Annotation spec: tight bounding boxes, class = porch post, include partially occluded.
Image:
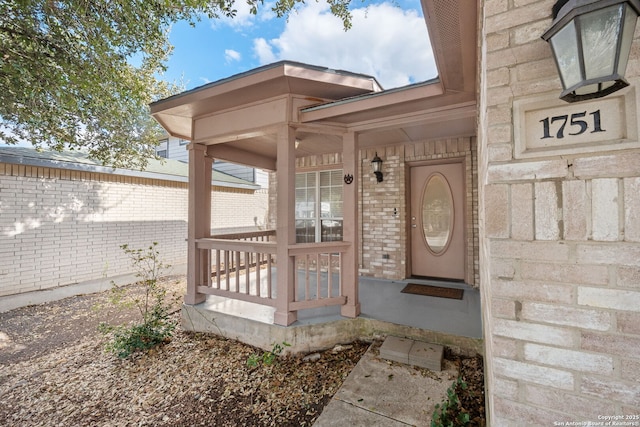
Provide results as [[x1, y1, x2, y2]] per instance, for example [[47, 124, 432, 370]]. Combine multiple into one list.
[[185, 143, 212, 305], [273, 125, 297, 326], [341, 131, 361, 317]]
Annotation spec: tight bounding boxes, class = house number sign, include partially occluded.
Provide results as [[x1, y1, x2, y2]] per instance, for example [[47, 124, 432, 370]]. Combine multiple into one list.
[[539, 110, 605, 140], [514, 91, 637, 159]]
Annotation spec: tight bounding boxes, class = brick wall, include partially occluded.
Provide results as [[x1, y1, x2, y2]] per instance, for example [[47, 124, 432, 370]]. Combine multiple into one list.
[[212, 187, 269, 233], [360, 139, 479, 285], [0, 163, 268, 297], [360, 148, 406, 280], [481, 0, 640, 422]]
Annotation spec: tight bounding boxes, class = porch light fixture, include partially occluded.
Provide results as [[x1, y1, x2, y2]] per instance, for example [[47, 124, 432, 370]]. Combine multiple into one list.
[[542, 0, 640, 103], [371, 152, 383, 183]]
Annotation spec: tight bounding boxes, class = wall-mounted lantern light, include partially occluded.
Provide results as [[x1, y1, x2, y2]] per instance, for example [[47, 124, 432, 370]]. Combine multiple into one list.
[[542, 0, 640, 103], [371, 152, 383, 183]]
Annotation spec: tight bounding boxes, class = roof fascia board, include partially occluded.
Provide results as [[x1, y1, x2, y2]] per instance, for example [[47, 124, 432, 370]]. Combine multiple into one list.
[[299, 80, 444, 123], [350, 100, 477, 133], [150, 61, 381, 115], [282, 62, 382, 92], [150, 63, 288, 114]]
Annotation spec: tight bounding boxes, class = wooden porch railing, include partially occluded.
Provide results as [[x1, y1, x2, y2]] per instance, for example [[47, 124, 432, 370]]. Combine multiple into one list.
[[196, 230, 278, 306], [193, 230, 350, 319], [288, 242, 349, 310]]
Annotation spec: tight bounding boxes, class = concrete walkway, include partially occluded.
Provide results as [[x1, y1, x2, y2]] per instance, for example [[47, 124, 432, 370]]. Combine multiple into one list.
[[314, 339, 459, 427]]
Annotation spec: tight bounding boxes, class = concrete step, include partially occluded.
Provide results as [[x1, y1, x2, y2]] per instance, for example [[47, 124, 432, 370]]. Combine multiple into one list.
[[379, 335, 443, 371]]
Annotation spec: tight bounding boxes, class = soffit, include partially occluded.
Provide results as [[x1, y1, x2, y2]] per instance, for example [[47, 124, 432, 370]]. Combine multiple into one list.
[[422, 0, 478, 94]]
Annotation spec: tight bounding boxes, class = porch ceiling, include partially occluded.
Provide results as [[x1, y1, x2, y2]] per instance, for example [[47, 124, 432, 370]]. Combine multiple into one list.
[[298, 83, 477, 150], [208, 90, 477, 166], [201, 93, 476, 170]]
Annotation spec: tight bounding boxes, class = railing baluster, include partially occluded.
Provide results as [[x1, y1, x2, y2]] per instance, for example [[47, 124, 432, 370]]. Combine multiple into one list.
[[316, 253, 321, 301], [339, 252, 343, 296], [256, 250, 261, 297], [304, 254, 311, 301], [327, 253, 332, 298], [235, 251, 240, 292], [215, 249, 221, 290], [223, 250, 231, 291], [198, 249, 205, 287], [267, 254, 272, 298], [244, 251, 250, 294], [294, 255, 299, 302], [206, 249, 212, 289]]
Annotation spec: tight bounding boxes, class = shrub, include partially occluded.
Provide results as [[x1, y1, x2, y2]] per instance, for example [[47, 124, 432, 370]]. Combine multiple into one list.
[[247, 341, 291, 368], [99, 243, 176, 358], [431, 377, 471, 427]]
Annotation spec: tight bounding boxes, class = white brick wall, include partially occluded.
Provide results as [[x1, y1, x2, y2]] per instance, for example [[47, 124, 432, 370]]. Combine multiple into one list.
[[0, 163, 268, 297]]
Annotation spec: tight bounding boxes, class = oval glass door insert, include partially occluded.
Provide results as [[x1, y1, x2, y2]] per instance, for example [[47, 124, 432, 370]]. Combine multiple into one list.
[[422, 173, 454, 254]]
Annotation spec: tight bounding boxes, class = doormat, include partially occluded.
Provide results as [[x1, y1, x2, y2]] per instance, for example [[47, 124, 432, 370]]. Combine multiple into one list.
[[401, 283, 464, 300]]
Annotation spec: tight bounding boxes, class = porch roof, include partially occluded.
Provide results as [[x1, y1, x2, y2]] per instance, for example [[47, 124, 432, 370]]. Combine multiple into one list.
[[149, 0, 478, 169], [150, 61, 383, 142]]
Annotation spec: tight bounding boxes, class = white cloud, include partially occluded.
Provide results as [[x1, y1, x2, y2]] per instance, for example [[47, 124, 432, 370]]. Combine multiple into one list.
[[253, 38, 277, 64], [225, 49, 242, 62], [258, 1, 277, 22], [252, 1, 436, 88]]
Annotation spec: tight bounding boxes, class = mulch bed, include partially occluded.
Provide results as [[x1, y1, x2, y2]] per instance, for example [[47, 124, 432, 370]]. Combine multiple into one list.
[[0, 277, 485, 426]]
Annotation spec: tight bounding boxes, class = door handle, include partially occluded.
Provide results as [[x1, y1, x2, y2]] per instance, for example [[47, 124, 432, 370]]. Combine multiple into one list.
[[411, 224, 417, 228]]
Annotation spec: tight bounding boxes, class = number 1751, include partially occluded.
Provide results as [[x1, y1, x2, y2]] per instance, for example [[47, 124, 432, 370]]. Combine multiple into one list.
[[540, 110, 605, 139]]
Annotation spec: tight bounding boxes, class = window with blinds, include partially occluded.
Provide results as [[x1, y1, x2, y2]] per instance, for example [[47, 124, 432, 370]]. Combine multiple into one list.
[[295, 169, 343, 243]]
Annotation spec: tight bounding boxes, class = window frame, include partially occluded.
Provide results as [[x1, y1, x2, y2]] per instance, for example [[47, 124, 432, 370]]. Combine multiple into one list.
[[295, 167, 343, 243]]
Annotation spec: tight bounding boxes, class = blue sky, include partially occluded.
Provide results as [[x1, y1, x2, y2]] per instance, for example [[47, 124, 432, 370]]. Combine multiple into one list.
[[161, 0, 437, 91]]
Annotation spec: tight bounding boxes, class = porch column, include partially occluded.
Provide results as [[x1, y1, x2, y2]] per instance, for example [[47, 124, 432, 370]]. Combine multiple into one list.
[[185, 143, 212, 305], [273, 125, 297, 326], [341, 131, 361, 317]]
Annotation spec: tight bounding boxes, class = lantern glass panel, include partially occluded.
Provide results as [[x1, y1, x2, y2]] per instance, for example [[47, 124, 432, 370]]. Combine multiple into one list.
[[618, 5, 639, 75], [551, 20, 582, 89], [575, 80, 617, 96], [580, 5, 622, 80]]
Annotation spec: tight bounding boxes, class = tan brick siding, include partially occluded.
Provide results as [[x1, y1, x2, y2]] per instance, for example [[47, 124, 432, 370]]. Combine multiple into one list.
[[481, 0, 640, 422]]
